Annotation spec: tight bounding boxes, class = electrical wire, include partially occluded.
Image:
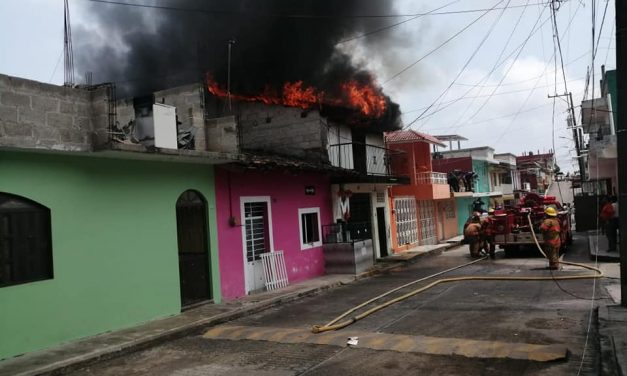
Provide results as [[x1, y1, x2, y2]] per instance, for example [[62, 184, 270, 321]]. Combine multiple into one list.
[[335, 1, 459, 45], [382, 0, 503, 87], [449, 2, 549, 133], [400, 0, 510, 130]]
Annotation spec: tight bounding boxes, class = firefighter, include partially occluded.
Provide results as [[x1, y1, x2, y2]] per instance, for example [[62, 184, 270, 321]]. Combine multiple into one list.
[[464, 213, 483, 257], [539, 207, 561, 270], [481, 208, 496, 259]]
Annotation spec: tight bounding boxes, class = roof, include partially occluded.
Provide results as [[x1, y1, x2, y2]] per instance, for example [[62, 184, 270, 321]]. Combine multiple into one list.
[[516, 153, 553, 163], [432, 134, 468, 141], [438, 146, 495, 154], [385, 130, 446, 147]]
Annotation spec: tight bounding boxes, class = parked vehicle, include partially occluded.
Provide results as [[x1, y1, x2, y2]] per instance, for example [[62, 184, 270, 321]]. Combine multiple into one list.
[[488, 193, 573, 255]]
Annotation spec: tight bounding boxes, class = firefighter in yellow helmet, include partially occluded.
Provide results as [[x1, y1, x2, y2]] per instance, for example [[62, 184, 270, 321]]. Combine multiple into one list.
[[539, 207, 561, 270]]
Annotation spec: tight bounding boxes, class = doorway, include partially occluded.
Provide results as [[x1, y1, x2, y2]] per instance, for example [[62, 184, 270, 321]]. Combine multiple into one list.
[[376, 207, 388, 257], [241, 197, 273, 294], [176, 190, 211, 307]]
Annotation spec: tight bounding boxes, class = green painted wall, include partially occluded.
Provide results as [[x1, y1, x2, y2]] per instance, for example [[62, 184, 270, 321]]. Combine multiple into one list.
[[455, 197, 474, 234], [606, 70, 617, 126], [472, 160, 490, 193], [0, 151, 220, 360]]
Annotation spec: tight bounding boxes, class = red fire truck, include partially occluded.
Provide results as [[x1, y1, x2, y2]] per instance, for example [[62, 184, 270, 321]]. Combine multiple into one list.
[[490, 192, 573, 255]]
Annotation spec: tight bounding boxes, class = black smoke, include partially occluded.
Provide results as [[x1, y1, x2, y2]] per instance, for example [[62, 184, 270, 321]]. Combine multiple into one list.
[[75, 0, 402, 128]]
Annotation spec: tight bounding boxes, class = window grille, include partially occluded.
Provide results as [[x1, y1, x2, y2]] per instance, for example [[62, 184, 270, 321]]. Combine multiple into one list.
[[417, 200, 437, 245], [394, 197, 418, 245], [244, 202, 270, 261]]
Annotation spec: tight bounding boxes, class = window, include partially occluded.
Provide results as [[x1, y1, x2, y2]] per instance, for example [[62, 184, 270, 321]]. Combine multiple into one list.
[[244, 202, 270, 261], [0, 193, 53, 287], [299, 208, 322, 249]]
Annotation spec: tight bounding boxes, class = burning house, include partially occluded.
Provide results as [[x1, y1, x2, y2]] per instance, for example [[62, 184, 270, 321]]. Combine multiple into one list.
[[0, 0, 414, 360]]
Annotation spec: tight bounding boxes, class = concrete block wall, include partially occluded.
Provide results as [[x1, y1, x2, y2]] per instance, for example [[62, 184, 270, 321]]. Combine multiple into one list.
[[155, 84, 207, 150], [237, 102, 325, 159], [0, 74, 100, 151], [206, 116, 238, 153]]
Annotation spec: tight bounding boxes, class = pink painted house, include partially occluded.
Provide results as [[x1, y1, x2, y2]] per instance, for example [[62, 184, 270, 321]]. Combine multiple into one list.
[[215, 166, 332, 299]]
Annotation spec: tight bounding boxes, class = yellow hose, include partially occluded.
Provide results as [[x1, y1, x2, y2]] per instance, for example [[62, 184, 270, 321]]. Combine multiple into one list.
[[311, 214, 603, 334]]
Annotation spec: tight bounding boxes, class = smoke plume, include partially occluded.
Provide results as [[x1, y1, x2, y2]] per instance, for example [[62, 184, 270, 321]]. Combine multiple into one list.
[[75, 0, 402, 127]]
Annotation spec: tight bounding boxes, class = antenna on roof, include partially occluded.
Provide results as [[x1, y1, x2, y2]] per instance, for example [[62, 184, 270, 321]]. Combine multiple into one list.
[[63, 0, 74, 87]]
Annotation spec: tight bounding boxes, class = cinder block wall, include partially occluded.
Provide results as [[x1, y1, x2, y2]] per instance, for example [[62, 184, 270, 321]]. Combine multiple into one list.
[[0, 74, 109, 152], [155, 84, 208, 150], [237, 102, 326, 159]]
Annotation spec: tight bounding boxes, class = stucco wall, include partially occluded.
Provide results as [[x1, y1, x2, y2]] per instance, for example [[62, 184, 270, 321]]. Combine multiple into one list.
[[0, 151, 220, 360], [472, 160, 490, 193], [215, 168, 331, 300]]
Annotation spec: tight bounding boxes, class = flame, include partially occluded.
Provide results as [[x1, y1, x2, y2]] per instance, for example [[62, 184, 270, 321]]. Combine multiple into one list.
[[340, 81, 386, 118], [205, 73, 386, 118]]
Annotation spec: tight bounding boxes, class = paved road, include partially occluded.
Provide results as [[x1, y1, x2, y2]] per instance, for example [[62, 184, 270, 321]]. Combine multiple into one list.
[[71, 236, 612, 376]]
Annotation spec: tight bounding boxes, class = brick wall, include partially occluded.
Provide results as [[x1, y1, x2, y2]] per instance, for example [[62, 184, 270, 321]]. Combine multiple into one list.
[[0, 74, 109, 152]]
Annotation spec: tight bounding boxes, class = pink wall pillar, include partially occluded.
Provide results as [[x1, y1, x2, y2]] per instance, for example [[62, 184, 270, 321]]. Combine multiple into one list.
[[215, 167, 332, 300]]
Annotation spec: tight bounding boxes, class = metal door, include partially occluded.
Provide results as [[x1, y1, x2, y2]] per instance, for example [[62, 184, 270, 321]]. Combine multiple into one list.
[[176, 190, 211, 307], [243, 201, 271, 293]]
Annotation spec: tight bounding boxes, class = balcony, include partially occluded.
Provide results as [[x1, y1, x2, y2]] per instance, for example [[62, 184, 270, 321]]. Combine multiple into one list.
[[328, 143, 408, 182], [416, 172, 447, 185], [390, 171, 451, 200]]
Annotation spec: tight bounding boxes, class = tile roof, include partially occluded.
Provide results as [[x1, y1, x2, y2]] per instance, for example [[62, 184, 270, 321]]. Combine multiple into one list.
[[385, 130, 446, 147]]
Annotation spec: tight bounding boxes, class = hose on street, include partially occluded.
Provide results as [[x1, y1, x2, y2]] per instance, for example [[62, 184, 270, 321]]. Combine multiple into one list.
[[311, 214, 603, 334]]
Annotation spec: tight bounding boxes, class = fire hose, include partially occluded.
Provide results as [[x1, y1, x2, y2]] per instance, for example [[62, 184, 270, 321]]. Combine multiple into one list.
[[311, 214, 603, 334]]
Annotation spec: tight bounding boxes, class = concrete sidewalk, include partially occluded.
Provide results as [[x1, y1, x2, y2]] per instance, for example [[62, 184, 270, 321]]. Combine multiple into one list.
[[587, 230, 621, 262], [588, 231, 626, 375], [0, 240, 463, 376], [377, 236, 463, 263]]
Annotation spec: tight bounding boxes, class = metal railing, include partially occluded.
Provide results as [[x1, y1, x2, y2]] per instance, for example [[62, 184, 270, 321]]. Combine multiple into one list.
[[416, 172, 448, 185], [323, 221, 371, 243], [327, 143, 403, 176]]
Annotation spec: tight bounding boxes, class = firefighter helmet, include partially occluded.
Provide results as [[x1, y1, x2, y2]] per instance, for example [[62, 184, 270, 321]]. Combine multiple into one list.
[[488, 207, 495, 214], [545, 207, 558, 217]]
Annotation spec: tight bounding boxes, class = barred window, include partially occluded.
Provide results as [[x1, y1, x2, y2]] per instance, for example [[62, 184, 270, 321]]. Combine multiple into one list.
[[0, 193, 53, 288]]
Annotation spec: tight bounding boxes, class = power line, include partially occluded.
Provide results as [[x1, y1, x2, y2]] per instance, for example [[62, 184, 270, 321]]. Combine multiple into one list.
[[401, 0, 510, 130], [491, 0, 583, 144], [450, 1, 548, 133], [83, 0, 549, 19], [336, 1, 460, 45], [382, 1, 503, 87]]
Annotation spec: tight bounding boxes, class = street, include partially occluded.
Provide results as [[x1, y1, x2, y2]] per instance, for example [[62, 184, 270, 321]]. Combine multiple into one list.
[[70, 234, 611, 376]]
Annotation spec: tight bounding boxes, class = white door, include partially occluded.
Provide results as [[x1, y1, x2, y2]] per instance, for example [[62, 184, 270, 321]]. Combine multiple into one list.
[[242, 199, 273, 293]]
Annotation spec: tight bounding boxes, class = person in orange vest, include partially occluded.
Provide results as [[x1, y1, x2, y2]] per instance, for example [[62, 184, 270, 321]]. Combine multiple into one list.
[[464, 212, 483, 258], [600, 196, 618, 252], [481, 208, 496, 259], [540, 207, 561, 270]]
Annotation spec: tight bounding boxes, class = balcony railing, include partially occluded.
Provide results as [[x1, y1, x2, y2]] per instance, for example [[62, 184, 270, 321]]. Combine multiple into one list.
[[328, 142, 403, 176], [416, 172, 448, 185]]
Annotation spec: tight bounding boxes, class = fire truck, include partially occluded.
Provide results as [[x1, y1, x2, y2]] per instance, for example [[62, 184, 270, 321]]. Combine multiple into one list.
[[490, 192, 573, 255]]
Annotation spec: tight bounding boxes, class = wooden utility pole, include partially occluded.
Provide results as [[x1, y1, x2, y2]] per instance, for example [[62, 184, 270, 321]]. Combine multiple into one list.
[[615, 0, 626, 306]]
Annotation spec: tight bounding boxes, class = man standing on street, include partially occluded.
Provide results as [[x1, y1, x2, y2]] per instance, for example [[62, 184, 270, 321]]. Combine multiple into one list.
[[540, 207, 562, 270], [600, 196, 619, 252]]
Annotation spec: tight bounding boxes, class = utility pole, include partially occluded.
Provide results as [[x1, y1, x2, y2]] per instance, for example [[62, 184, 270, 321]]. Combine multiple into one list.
[[548, 92, 585, 179], [615, 0, 627, 307], [63, 0, 74, 86], [226, 39, 236, 112]]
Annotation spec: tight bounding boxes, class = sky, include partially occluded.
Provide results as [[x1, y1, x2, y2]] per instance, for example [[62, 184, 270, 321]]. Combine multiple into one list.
[[0, 0, 616, 173]]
